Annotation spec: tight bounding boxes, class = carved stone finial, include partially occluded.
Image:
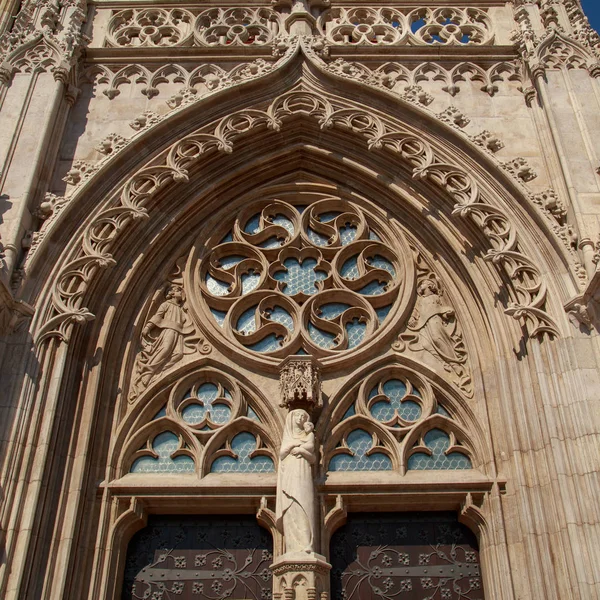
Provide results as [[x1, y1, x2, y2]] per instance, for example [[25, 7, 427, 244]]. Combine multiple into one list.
[[279, 355, 321, 412]]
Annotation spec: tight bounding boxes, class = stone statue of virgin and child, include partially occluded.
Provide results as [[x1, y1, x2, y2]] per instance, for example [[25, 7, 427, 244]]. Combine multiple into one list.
[[276, 408, 317, 555]]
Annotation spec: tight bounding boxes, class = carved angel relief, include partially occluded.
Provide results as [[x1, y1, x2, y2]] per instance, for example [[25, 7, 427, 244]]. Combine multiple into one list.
[[129, 276, 210, 402], [393, 249, 472, 397]]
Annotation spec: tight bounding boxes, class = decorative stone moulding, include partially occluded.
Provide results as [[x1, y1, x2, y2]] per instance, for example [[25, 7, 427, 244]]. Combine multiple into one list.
[[317, 6, 494, 46], [324, 58, 521, 98], [83, 59, 276, 100]]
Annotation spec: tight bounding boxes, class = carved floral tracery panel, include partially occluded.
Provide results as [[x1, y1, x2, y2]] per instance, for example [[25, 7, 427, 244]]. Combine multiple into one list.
[[122, 369, 276, 477], [325, 365, 474, 473], [189, 192, 414, 360]]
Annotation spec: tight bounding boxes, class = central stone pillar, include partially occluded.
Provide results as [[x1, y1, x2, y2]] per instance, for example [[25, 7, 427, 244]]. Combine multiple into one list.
[[272, 356, 331, 600]]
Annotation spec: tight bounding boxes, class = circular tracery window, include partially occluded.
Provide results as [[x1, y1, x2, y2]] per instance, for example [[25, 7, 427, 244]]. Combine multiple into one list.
[[187, 191, 414, 363]]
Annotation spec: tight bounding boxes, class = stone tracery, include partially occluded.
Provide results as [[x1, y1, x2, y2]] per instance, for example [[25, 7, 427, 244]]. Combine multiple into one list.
[[191, 193, 412, 358]]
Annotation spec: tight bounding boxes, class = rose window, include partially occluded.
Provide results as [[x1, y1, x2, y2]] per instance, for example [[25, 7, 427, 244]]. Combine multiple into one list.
[[191, 195, 413, 359]]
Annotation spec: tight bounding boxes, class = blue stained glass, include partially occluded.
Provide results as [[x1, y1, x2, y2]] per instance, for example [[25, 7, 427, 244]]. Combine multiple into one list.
[[320, 303, 350, 320], [367, 255, 396, 277], [437, 405, 451, 417], [376, 305, 392, 324], [308, 323, 337, 349], [211, 432, 275, 473], [247, 406, 261, 421], [273, 258, 327, 296], [241, 271, 260, 294], [308, 228, 330, 247], [271, 214, 294, 236], [328, 429, 392, 472], [130, 432, 195, 474], [341, 404, 356, 420], [260, 237, 285, 249], [210, 308, 227, 327], [244, 214, 261, 234], [369, 230, 381, 241], [370, 379, 422, 423], [181, 383, 232, 425], [318, 211, 341, 222], [221, 231, 233, 243], [219, 255, 244, 270], [340, 256, 359, 280], [236, 307, 256, 335], [408, 429, 472, 470], [248, 334, 283, 353], [266, 306, 294, 331], [346, 319, 366, 349], [153, 406, 167, 420], [295, 348, 308, 355], [340, 225, 357, 245], [358, 280, 387, 296], [206, 274, 230, 296]]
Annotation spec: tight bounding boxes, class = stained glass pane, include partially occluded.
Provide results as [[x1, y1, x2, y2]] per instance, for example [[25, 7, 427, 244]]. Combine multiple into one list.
[[206, 274, 230, 296], [367, 254, 395, 276], [181, 383, 232, 425], [219, 255, 244, 269], [273, 257, 327, 296], [271, 214, 294, 236], [241, 270, 260, 294], [408, 429, 472, 470], [328, 429, 391, 471], [123, 515, 273, 600], [341, 404, 356, 420], [437, 405, 451, 417], [307, 228, 330, 246], [248, 334, 284, 353], [308, 323, 337, 349], [346, 319, 366, 349], [330, 513, 484, 600], [211, 432, 275, 473], [130, 432, 194, 474], [340, 225, 357, 245], [370, 379, 422, 423], [236, 307, 256, 335], [247, 406, 261, 421], [153, 406, 167, 420], [244, 214, 261, 234], [210, 308, 227, 326], [266, 306, 294, 331], [319, 211, 341, 222], [376, 305, 392, 324]]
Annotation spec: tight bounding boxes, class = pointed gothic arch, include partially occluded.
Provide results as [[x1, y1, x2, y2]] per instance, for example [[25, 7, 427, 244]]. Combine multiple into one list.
[[4, 42, 590, 600]]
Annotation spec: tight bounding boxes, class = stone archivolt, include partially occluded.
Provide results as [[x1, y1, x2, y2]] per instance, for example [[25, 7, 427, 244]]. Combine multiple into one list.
[[31, 73, 560, 346]]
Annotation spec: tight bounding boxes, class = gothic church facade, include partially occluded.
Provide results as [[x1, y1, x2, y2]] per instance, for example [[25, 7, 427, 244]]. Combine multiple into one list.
[[0, 0, 599, 598]]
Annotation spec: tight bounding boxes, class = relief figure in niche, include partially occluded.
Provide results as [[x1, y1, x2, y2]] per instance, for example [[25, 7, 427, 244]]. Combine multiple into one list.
[[276, 409, 316, 554], [399, 278, 471, 394], [129, 284, 194, 401]]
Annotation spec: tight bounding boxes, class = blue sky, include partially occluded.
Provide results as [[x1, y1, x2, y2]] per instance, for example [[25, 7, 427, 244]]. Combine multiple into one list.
[[581, 0, 600, 33]]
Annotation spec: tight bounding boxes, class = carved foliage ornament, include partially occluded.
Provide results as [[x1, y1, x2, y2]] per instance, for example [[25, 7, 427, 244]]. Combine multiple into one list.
[[189, 192, 412, 359], [35, 86, 559, 345]]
